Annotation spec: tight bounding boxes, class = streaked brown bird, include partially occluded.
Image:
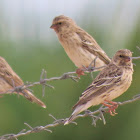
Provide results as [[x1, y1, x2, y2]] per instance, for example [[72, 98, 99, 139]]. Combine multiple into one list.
[[64, 49, 133, 125], [0, 56, 46, 108], [50, 15, 111, 76]]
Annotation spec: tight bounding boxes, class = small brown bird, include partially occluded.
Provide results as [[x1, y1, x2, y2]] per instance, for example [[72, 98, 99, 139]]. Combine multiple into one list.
[[0, 56, 46, 108], [50, 15, 111, 75], [64, 49, 133, 125]]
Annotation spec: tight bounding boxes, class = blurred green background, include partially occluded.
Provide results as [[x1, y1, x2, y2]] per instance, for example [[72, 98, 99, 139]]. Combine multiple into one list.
[[0, 0, 140, 140]]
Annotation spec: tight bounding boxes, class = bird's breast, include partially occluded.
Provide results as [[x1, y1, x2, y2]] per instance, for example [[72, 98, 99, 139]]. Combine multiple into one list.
[[106, 68, 133, 101], [58, 33, 105, 68]]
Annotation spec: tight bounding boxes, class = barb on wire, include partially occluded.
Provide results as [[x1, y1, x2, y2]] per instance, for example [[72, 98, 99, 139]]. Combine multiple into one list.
[[0, 94, 140, 140], [0, 70, 79, 96], [82, 57, 106, 79]]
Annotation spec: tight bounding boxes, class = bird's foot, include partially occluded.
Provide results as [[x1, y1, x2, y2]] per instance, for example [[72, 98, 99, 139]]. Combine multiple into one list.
[[76, 68, 85, 77], [102, 100, 118, 116]]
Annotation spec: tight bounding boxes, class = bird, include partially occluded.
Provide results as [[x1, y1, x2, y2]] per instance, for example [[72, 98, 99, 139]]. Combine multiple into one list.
[[64, 49, 133, 125], [0, 56, 46, 108], [50, 15, 111, 76]]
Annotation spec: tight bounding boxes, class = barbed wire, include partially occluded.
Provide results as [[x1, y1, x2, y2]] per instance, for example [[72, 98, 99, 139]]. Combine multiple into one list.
[[0, 70, 78, 95], [0, 57, 105, 96], [2, 52, 140, 97], [0, 94, 140, 140]]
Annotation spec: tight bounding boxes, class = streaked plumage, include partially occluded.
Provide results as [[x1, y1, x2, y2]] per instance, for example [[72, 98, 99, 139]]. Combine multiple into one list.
[[50, 15, 111, 74], [0, 56, 46, 108], [65, 49, 133, 124]]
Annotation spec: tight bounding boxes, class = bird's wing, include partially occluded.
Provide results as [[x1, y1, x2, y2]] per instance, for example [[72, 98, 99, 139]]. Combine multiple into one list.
[[73, 64, 123, 109], [76, 28, 111, 64], [0, 57, 23, 87]]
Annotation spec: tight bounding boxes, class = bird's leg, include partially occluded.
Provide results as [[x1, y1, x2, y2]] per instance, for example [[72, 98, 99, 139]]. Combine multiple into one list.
[[105, 100, 118, 106], [102, 100, 118, 116], [76, 68, 85, 77]]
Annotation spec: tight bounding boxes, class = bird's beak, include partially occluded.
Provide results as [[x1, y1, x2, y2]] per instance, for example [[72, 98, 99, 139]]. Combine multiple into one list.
[[125, 56, 131, 62], [50, 24, 57, 29]]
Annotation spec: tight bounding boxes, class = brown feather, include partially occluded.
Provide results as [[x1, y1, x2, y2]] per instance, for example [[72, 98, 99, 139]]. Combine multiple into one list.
[[76, 29, 111, 64], [0, 57, 46, 108]]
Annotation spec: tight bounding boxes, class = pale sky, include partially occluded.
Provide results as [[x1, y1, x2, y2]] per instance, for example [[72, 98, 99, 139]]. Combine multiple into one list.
[[0, 0, 139, 49]]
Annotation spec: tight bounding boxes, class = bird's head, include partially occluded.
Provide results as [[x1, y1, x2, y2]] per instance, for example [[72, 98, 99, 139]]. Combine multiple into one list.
[[112, 49, 132, 66], [50, 15, 76, 33]]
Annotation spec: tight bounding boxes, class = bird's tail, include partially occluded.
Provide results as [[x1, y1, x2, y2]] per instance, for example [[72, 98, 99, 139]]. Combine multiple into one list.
[[21, 90, 46, 108], [64, 105, 85, 125]]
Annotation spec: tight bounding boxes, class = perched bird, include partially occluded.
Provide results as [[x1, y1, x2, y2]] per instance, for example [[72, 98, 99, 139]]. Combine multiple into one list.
[[0, 56, 46, 108], [64, 49, 133, 125], [50, 15, 111, 75]]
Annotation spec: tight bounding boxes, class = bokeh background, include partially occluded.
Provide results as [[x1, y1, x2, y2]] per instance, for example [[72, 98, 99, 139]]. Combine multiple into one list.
[[0, 0, 140, 140]]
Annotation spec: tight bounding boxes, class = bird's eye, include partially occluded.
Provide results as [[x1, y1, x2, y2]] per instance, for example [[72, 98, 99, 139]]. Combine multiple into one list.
[[58, 22, 62, 25], [119, 55, 123, 57]]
